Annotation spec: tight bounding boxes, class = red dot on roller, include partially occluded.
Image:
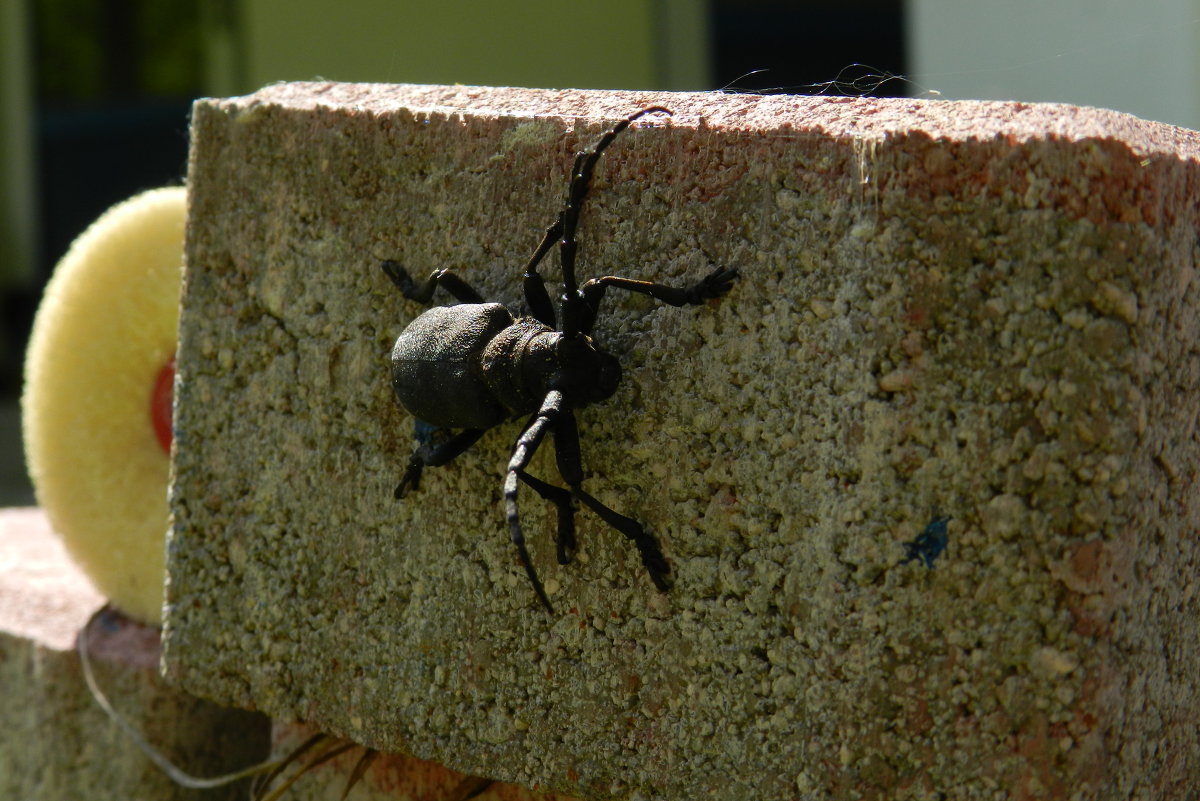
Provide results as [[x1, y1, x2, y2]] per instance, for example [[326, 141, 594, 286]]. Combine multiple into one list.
[[150, 357, 175, 454]]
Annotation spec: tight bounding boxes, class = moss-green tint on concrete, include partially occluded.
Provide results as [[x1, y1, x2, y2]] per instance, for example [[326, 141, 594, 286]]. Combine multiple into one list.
[[164, 83, 1200, 799]]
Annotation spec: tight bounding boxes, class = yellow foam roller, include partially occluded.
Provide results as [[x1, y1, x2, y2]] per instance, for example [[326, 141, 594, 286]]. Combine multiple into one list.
[[23, 187, 185, 625]]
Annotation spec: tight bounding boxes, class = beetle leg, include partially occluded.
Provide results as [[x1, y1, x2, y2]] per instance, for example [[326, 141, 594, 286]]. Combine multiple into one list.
[[394, 427, 486, 499], [552, 407, 671, 591], [517, 470, 577, 565], [504, 390, 565, 613], [521, 217, 561, 328], [573, 487, 671, 591], [381, 261, 484, 305], [577, 266, 740, 335]]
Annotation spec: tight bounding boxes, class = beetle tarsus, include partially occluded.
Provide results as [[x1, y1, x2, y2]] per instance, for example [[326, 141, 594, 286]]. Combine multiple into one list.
[[574, 265, 740, 334], [686, 265, 740, 303], [394, 463, 421, 499], [572, 484, 671, 591]]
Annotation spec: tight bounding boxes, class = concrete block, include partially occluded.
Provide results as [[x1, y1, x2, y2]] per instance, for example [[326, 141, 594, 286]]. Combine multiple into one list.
[[0, 507, 270, 799], [164, 83, 1200, 799]]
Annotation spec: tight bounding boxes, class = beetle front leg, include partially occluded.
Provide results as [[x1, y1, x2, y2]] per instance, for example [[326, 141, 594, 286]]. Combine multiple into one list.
[[577, 266, 739, 335], [394, 427, 486, 499], [382, 261, 485, 305]]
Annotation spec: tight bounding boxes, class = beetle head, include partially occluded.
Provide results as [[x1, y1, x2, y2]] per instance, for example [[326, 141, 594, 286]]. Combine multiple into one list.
[[555, 336, 621, 406]]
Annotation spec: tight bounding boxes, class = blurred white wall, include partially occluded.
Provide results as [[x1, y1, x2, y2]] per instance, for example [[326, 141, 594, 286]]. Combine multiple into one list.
[[908, 0, 1200, 129]]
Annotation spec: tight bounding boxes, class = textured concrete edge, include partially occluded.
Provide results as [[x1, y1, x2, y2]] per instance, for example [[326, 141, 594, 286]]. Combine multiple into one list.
[[164, 84, 1200, 800], [217, 81, 1200, 157]]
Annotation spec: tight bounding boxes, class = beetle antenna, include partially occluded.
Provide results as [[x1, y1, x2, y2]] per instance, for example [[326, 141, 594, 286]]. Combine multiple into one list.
[[559, 106, 671, 337]]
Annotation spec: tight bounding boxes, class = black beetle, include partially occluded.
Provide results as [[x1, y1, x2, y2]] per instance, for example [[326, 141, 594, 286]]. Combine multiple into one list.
[[383, 107, 737, 612]]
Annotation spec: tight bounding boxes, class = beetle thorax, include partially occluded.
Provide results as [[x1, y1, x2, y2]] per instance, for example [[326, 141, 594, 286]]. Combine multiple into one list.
[[480, 319, 621, 415]]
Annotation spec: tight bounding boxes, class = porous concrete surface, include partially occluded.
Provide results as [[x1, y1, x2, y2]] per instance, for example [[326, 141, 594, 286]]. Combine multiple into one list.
[[165, 84, 1200, 799], [0, 507, 270, 799]]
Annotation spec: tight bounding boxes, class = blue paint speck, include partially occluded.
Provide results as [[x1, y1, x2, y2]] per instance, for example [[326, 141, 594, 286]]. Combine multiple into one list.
[[902, 516, 950, 568], [414, 419, 438, 444]]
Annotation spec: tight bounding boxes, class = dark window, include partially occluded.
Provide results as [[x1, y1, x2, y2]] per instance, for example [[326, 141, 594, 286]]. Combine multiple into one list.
[[712, 0, 907, 96], [33, 0, 203, 282]]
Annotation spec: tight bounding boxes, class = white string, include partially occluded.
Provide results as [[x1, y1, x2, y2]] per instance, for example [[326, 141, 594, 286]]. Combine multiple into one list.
[[77, 605, 281, 790]]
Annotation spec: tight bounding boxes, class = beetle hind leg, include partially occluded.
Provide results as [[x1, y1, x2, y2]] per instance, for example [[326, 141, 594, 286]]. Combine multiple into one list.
[[520, 217, 561, 328], [557, 107, 671, 303], [552, 407, 671, 591], [518, 470, 577, 564], [504, 391, 568, 613], [394, 426, 486, 499], [570, 487, 671, 590]]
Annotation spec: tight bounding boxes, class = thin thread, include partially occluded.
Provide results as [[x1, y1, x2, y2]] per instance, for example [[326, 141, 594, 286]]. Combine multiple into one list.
[[77, 604, 280, 790]]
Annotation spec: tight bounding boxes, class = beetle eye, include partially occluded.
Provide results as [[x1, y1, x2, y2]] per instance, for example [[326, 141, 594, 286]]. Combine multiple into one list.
[[592, 351, 621, 402]]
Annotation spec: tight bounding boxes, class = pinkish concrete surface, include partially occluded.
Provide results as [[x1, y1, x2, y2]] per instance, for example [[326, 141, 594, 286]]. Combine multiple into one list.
[[0, 507, 103, 650], [0, 507, 269, 799]]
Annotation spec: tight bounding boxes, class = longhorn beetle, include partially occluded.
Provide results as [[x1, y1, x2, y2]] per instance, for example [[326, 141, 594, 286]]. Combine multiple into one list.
[[383, 107, 737, 612]]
